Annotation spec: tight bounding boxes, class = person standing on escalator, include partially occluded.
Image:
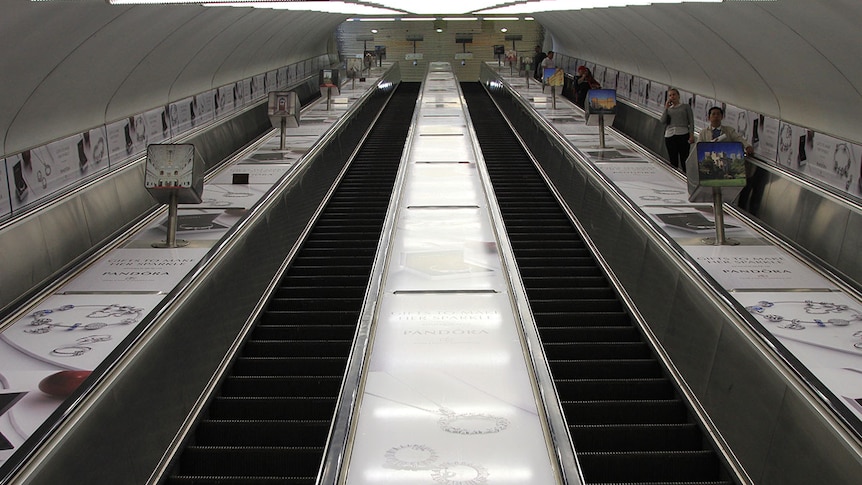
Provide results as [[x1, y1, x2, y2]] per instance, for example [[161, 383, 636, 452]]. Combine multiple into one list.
[[660, 88, 695, 172]]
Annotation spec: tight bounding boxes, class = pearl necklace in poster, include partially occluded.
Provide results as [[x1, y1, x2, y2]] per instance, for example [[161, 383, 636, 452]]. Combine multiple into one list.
[[746, 299, 862, 354], [382, 443, 489, 485]]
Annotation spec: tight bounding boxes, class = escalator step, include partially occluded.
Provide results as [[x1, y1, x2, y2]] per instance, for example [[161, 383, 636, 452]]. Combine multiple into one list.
[[195, 419, 331, 446], [532, 311, 631, 327], [548, 359, 661, 379], [221, 376, 343, 396], [570, 423, 704, 451], [208, 397, 336, 420], [176, 446, 323, 476], [241, 340, 352, 357], [576, 450, 720, 483], [251, 324, 356, 340], [562, 399, 687, 424], [262, 310, 361, 325], [543, 341, 652, 359], [554, 378, 674, 400], [231, 357, 347, 376]]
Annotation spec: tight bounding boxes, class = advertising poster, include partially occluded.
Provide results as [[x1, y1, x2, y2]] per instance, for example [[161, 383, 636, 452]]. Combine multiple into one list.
[[7, 134, 97, 211], [250, 74, 265, 101], [0, 159, 11, 218], [603, 68, 618, 91], [233, 80, 245, 109], [216, 84, 234, 117], [694, 97, 717, 130], [695, 142, 747, 187], [753, 113, 780, 164], [242, 77, 253, 102], [735, 291, 862, 422], [207, 163, 294, 185], [278, 67, 288, 90], [616, 72, 632, 100], [59, 248, 209, 293], [723, 104, 751, 144], [685, 245, 834, 290], [41, 133, 96, 185], [140, 107, 170, 147], [586, 89, 617, 115], [776, 121, 812, 170], [797, 132, 860, 194], [545, 68, 563, 86], [131, 208, 246, 246], [642, 205, 754, 241], [78, 127, 109, 175], [635, 77, 650, 106], [347, 58, 363, 79], [106, 115, 148, 165], [647, 81, 667, 112], [593, 65, 606, 85], [266, 70, 277, 94], [168, 96, 195, 137], [678, 89, 695, 110], [289, 63, 298, 85], [0, 293, 165, 464], [194, 90, 216, 127]]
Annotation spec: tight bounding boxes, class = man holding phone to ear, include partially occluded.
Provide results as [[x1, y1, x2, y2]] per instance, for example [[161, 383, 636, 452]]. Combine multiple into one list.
[[698, 106, 754, 156]]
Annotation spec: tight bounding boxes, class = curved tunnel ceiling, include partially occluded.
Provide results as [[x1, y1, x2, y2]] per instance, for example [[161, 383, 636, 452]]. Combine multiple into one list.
[[0, 2, 346, 156], [2, 0, 860, 157], [537, 0, 862, 143]]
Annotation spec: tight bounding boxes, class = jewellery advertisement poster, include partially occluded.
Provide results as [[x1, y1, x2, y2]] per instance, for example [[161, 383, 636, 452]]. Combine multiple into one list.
[[0, 293, 165, 461], [4, 130, 110, 212], [685, 245, 835, 291], [736, 291, 862, 422]]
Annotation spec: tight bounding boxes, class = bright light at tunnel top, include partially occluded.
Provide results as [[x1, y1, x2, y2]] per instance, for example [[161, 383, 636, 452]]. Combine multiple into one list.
[[106, 1, 725, 16]]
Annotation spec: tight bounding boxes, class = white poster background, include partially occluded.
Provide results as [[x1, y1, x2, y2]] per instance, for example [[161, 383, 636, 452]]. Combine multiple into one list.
[[694, 97, 717, 130], [620, 72, 633, 100], [686, 245, 835, 291], [278, 66, 288, 89], [194, 89, 216, 127], [799, 132, 859, 194], [241, 78, 253, 104], [59, 247, 210, 293], [216, 84, 234, 116], [647, 81, 667, 112], [753, 113, 780, 163], [266, 70, 277, 94], [724, 104, 751, 143], [0, 293, 165, 463], [735, 291, 862, 422], [775, 121, 801, 169], [169, 96, 195, 136], [603, 67, 618, 91]]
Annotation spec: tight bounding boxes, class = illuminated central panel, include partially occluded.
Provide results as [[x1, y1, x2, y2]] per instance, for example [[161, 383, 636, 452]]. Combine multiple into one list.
[[343, 63, 559, 484]]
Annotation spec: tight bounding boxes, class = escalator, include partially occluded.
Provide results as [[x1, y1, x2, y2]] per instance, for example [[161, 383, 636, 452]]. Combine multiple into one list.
[[462, 83, 735, 485], [165, 82, 420, 484]]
